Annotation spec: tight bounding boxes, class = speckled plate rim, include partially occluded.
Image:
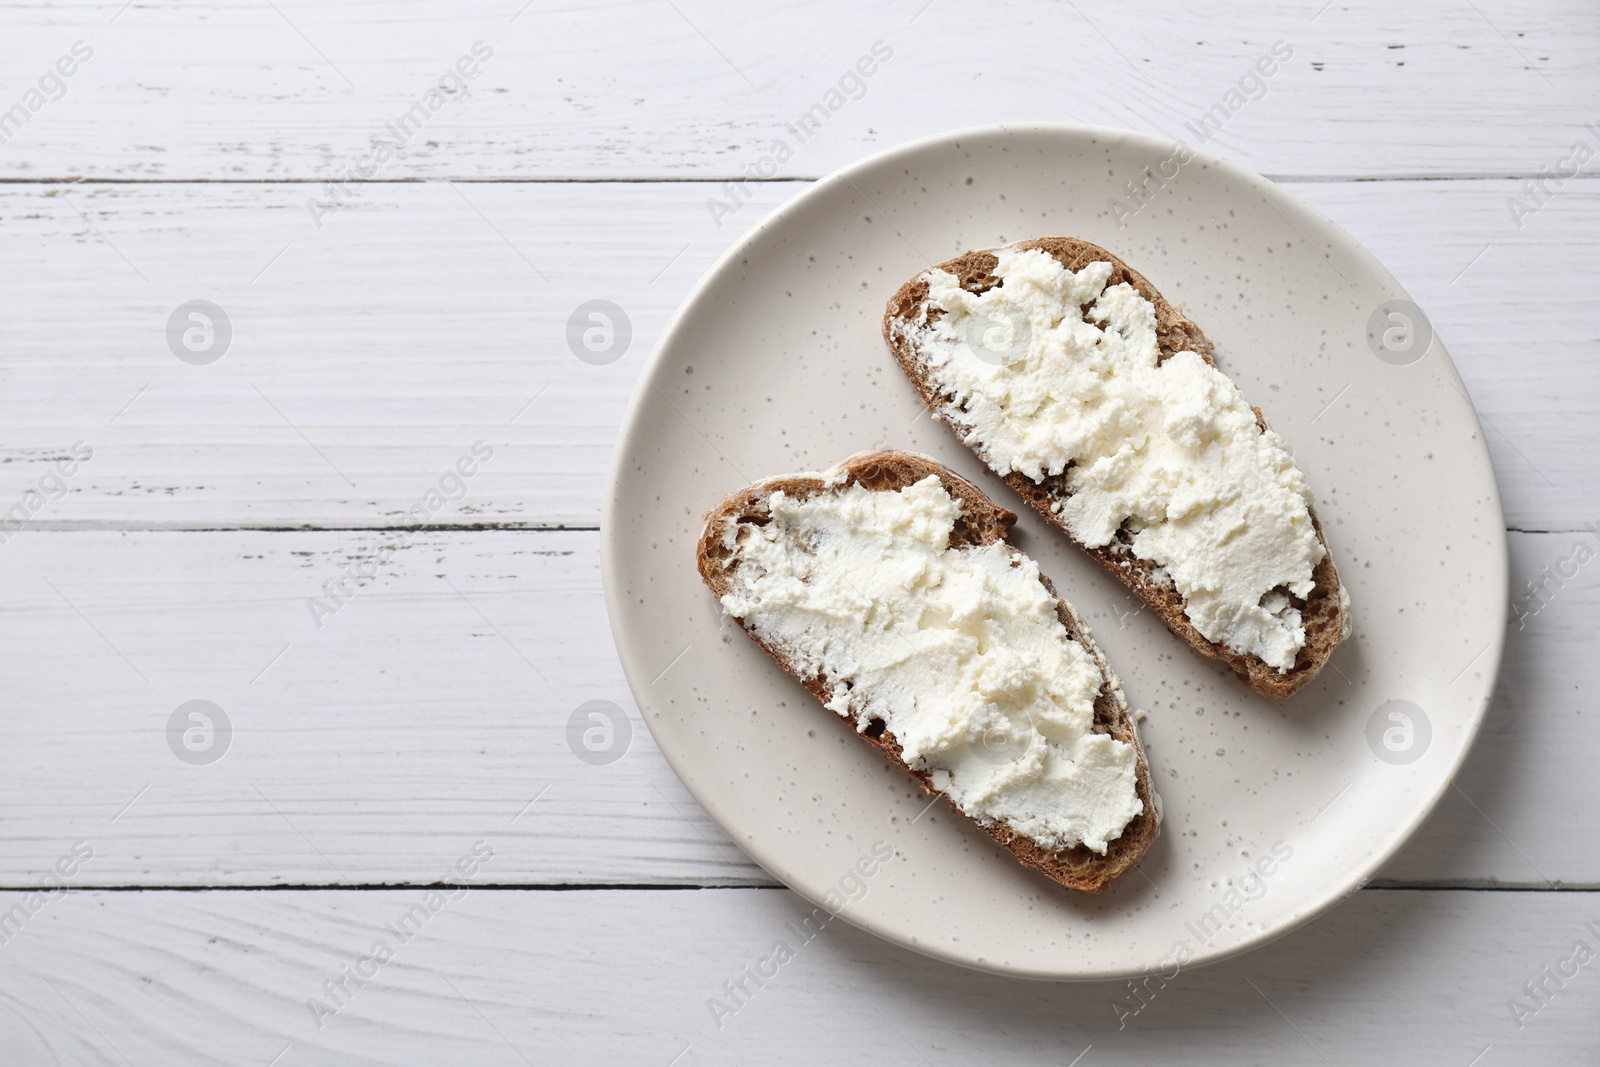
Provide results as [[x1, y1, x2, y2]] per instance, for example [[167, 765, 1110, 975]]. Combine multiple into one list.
[[601, 122, 1507, 980]]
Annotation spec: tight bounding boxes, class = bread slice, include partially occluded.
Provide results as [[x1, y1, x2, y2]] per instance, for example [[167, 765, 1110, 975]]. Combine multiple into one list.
[[883, 237, 1350, 699], [696, 449, 1158, 893]]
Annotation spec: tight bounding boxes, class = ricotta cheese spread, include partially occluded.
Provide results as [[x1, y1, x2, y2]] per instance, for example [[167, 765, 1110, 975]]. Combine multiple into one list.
[[908, 247, 1325, 672], [719, 474, 1142, 855]]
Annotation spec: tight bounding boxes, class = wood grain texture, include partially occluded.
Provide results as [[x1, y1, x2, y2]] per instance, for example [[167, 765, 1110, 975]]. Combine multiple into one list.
[[0, 0, 1594, 1051], [0, 179, 792, 530], [0, 0, 1595, 181], [0, 887, 1594, 1064], [0, 527, 750, 889], [0, 179, 1593, 529], [0, 526, 1591, 888]]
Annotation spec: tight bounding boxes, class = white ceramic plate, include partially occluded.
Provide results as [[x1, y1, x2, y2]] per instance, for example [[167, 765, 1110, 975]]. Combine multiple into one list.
[[602, 124, 1506, 980]]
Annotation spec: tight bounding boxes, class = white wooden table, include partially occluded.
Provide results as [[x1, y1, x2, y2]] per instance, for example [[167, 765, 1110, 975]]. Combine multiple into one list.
[[0, 1, 1595, 1062]]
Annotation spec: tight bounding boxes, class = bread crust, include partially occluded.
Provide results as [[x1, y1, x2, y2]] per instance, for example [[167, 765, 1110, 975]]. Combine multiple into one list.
[[696, 449, 1158, 894], [882, 237, 1349, 699]]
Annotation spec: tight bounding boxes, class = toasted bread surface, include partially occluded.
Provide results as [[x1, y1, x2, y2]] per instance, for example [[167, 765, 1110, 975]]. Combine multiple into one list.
[[696, 449, 1158, 893], [882, 238, 1348, 698]]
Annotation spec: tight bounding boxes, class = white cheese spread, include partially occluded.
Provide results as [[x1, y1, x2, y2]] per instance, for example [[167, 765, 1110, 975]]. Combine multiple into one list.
[[907, 247, 1325, 672], [719, 474, 1142, 855]]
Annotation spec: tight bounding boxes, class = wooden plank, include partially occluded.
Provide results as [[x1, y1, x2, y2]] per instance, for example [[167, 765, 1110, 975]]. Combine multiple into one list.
[[0, 886, 1593, 1063], [0, 179, 1594, 529], [0, 527, 754, 888], [0, 179, 794, 530], [1, 1, 1595, 180], [0, 526, 1591, 888]]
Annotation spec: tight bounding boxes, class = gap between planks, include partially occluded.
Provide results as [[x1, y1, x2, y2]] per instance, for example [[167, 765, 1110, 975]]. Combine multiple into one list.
[[0, 522, 600, 533], [3, 174, 1600, 185], [5, 523, 1594, 535], [0, 883, 1594, 893]]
